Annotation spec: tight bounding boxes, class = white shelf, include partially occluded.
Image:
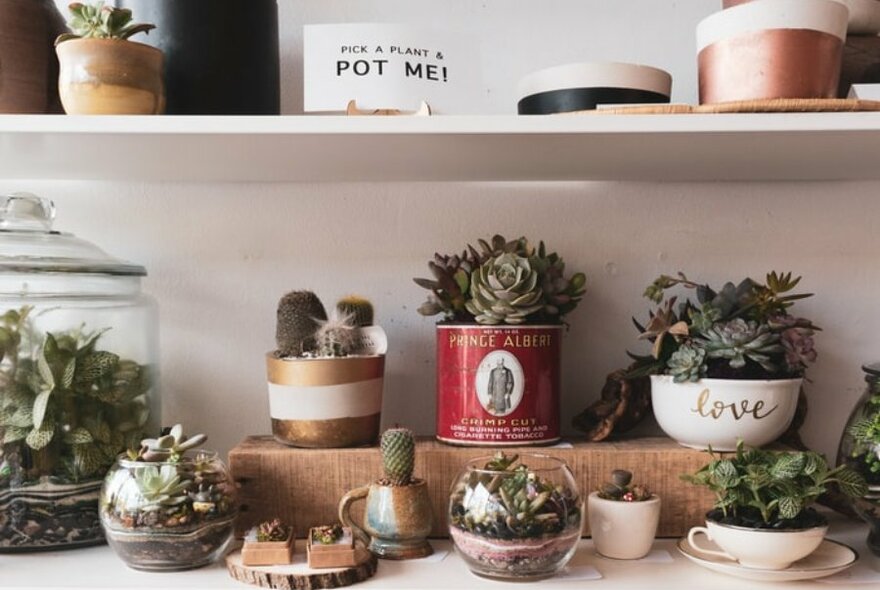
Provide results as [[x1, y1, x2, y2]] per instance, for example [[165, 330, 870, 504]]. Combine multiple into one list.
[[0, 511, 876, 589], [1, 113, 880, 182]]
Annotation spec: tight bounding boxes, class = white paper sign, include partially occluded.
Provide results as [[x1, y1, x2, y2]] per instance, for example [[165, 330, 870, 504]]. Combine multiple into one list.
[[303, 23, 480, 113]]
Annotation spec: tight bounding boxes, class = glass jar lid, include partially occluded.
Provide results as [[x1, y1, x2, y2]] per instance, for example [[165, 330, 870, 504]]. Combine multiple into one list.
[[864, 363, 880, 378], [0, 193, 146, 277]]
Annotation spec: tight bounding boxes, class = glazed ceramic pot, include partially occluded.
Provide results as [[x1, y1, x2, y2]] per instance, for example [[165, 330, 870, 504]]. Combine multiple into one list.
[[517, 62, 672, 114], [650, 375, 801, 451], [56, 38, 165, 114], [338, 480, 433, 559], [588, 492, 661, 560], [266, 354, 384, 448], [0, 0, 66, 113], [687, 520, 827, 570], [117, 0, 279, 114], [697, 0, 849, 104]]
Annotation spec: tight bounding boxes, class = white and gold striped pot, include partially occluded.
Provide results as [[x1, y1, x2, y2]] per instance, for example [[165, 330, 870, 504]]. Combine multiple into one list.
[[266, 353, 384, 448]]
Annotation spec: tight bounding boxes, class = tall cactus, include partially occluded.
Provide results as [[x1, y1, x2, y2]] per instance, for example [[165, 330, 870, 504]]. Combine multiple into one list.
[[380, 428, 415, 486], [336, 295, 374, 327], [276, 290, 327, 357]]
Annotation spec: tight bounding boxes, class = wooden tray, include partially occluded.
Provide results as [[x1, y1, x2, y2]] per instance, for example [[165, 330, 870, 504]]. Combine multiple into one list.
[[227, 541, 377, 589], [584, 98, 880, 115]]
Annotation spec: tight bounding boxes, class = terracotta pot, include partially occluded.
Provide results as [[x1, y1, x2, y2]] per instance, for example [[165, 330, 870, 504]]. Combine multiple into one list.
[[266, 353, 384, 448], [650, 375, 802, 451], [0, 0, 65, 113], [588, 492, 661, 560], [338, 480, 433, 560], [56, 38, 165, 115], [698, 0, 848, 104]]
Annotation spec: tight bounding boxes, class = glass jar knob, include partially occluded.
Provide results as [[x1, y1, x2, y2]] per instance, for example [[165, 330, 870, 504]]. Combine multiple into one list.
[[0, 193, 56, 232]]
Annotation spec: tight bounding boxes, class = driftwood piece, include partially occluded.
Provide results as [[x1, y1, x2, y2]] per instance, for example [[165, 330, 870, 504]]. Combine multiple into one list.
[[571, 368, 651, 441], [226, 544, 377, 589]]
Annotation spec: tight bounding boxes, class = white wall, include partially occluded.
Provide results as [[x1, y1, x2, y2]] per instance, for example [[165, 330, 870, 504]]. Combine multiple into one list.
[[23, 1, 879, 461]]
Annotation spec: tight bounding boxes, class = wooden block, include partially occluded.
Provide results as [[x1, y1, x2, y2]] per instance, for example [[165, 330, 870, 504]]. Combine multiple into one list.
[[241, 532, 295, 566], [229, 436, 721, 539]]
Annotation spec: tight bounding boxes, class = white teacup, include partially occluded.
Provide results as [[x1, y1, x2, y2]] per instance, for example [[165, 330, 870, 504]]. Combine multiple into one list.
[[687, 520, 828, 570]]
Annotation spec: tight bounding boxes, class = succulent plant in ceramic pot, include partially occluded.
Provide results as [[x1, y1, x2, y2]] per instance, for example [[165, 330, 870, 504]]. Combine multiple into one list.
[[267, 291, 387, 448], [100, 424, 236, 571], [338, 427, 433, 560], [55, 2, 164, 114], [588, 469, 660, 559], [628, 271, 819, 450], [414, 235, 586, 446]]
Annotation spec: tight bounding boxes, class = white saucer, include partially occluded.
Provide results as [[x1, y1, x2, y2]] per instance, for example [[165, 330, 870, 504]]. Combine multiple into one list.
[[676, 537, 858, 582]]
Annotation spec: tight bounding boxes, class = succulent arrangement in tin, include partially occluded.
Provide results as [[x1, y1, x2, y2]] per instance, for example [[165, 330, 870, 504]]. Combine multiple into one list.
[[597, 469, 652, 502], [683, 441, 865, 529], [312, 523, 344, 545], [255, 518, 291, 543], [414, 234, 586, 325], [628, 271, 818, 381], [100, 424, 236, 571], [448, 452, 582, 579], [0, 306, 153, 550]]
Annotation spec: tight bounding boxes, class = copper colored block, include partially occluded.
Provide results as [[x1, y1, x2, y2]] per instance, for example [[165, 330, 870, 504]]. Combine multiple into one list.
[[241, 533, 295, 566], [699, 29, 843, 104], [271, 415, 380, 448]]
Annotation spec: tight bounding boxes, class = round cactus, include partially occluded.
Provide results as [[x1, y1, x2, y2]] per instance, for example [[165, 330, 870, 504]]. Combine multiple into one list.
[[380, 428, 415, 486], [336, 295, 374, 327], [276, 290, 327, 357]]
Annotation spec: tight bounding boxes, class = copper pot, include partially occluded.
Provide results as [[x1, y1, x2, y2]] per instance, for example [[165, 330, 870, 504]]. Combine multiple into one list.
[[697, 0, 848, 104], [56, 38, 165, 114]]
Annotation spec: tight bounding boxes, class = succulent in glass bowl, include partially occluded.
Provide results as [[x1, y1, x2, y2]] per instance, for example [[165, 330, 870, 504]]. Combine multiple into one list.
[[448, 452, 582, 580], [99, 424, 236, 571]]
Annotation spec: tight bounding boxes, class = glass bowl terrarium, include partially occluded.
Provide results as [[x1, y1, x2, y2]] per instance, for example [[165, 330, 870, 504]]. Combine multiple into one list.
[[448, 452, 583, 580], [837, 363, 880, 556], [0, 194, 159, 551], [100, 425, 236, 571]]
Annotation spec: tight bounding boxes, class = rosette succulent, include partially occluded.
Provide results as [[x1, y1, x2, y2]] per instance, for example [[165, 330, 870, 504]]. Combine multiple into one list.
[[415, 234, 585, 325], [627, 272, 818, 381], [465, 253, 544, 325]]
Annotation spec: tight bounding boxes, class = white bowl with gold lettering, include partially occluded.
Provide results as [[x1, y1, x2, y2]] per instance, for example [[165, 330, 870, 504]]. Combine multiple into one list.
[[650, 376, 802, 451], [266, 353, 384, 448]]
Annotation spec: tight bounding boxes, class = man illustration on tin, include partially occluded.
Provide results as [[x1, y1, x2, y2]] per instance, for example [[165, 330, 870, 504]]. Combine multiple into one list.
[[487, 358, 514, 414]]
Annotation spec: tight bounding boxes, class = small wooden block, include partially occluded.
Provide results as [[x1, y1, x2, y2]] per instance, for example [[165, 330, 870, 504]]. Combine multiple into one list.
[[308, 527, 358, 569], [227, 542, 377, 589], [241, 532, 295, 566]]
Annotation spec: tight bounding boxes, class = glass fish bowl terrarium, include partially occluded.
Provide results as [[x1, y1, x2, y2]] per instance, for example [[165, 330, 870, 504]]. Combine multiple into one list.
[[448, 452, 583, 580], [0, 193, 159, 551]]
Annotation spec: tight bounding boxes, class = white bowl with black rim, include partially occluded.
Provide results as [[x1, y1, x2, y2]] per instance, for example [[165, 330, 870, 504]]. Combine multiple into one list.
[[517, 62, 672, 114]]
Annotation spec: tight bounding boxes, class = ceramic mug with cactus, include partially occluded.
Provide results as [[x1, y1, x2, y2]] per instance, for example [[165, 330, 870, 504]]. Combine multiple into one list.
[[267, 291, 387, 448], [627, 272, 818, 451], [338, 428, 433, 559]]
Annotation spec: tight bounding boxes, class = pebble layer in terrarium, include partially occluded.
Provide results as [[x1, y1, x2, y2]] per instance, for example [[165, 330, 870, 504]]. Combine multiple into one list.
[[0, 194, 159, 551]]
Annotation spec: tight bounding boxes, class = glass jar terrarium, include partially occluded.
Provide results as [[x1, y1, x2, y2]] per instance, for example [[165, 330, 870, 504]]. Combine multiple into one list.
[[448, 453, 583, 580], [100, 431, 236, 571], [0, 194, 159, 551], [837, 363, 880, 556]]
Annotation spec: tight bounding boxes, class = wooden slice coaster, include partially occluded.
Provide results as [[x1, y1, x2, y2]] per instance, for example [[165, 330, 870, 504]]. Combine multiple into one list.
[[227, 542, 378, 589]]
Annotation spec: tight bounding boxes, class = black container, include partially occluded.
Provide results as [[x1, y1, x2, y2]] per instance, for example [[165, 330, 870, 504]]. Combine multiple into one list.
[[116, 0, 280, 115]]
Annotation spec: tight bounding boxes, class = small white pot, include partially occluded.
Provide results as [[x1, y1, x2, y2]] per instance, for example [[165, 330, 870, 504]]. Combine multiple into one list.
[[588, 492, 661, 560], [687, 520, 828, 570], [650, 375, 801, 451]]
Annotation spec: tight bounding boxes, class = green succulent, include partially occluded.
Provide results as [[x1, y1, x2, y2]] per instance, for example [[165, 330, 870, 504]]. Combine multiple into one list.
[[275, 290, 327, 357], [380, 427, 415, 486], [134, 464, 191, 512], [465, 253, 543, 325], [132, 424, 207, 463], [698, 319, 784, 372], [598, 469, 652, 502], [314, 314, 357, 358], [56, 2, 155, 45], [667, 344, 707, 383], [336, 296, 374, 328], [528, 243, 586, 319]]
